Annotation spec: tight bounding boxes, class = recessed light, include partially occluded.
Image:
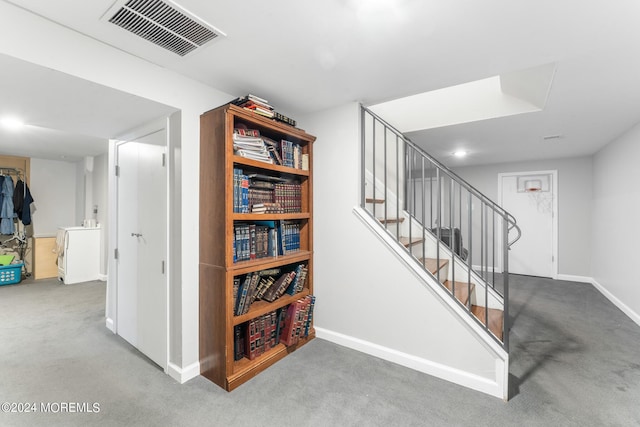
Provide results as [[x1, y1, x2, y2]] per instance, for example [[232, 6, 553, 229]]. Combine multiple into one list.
[[0, 116, 25, 130], [453, 150, 467, 158]]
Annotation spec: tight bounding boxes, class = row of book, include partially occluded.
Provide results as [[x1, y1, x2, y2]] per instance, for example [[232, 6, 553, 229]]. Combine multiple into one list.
[[234, 170, 302, 214], [231, 94, 297, 127], [233, 220, 301, 262], [234, 294, 315, 361], [233, 264, 309, 316]]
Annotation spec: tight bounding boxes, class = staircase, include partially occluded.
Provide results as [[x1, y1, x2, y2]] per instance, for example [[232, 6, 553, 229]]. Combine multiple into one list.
[[360, 105, 520, 351]]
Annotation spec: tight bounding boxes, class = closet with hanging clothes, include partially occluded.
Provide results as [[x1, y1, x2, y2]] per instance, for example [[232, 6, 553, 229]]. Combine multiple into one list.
[[0, 166, 34, 284]]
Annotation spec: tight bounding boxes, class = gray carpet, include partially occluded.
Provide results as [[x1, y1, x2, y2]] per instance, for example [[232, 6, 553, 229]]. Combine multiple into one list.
[[0, 275, 639, 426]]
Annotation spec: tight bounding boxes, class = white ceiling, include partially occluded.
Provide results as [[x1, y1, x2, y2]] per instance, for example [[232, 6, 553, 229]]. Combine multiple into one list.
[[0, 53, 177, 162], [2, 0, 640, 165]]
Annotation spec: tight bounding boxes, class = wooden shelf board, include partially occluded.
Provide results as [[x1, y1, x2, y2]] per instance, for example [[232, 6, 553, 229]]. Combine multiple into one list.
[[232, 155, 310, 177], [232, 212, 310, 221], [229, 251, 312, 274], [233, 289, 310, 326], [228, 332, 315, 391]]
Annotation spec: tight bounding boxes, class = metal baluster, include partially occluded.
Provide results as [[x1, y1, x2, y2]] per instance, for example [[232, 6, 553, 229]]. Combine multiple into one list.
[[372, 118, 376, 219], [484, 204, 489, 330], [408, 147, 414, 252], [436, 169, 441, 283], [384, 127, 388, 234], [450, 176, 455, 296], [481, 202, 485, 282], [492, 209, 496, 291], [468, 192, 473, 309], [396, 136, 400, 240], [361, 107, 366, 208], [503, 218, 510, 351], [421, 157, 426, 269]]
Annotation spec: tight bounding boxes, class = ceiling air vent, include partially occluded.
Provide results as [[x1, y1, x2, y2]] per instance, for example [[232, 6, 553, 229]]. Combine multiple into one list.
[[106, 0, 224, 57]]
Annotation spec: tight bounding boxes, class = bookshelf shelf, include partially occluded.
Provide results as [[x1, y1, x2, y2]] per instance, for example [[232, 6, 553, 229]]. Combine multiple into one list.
[[233, 289, 310, 326], [199, 102, 316, 391], [232, 213, 311, 221], [229, 251, 312, 274], [232, 155, 310, 177]]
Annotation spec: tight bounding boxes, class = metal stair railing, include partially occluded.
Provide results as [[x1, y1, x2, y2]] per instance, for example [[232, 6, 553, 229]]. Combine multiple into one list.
[[360, 105, 521, 352]]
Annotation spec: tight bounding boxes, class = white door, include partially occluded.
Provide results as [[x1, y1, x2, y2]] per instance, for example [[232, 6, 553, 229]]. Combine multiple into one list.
[[500, 171, 556, 278], [116, 131, 167, 369]]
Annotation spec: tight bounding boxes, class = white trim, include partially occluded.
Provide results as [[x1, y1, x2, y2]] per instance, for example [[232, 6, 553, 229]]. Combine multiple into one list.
[[556, 274, 591, 283], [167, 361, 200, 384], [498, 170, 558, 279], [316, 327, 507, 400], [98, 273, 108, 282], [105, 317, 115, 333], [591, 278, 640, 327]]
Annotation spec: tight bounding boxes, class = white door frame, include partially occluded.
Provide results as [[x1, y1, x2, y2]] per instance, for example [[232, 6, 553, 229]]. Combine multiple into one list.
[[106, 118, 171, 373], [497, 170, 558, 279]]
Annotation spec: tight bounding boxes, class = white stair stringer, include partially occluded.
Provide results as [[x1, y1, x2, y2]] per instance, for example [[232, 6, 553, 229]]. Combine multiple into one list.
[[353, 206, 509, 400]]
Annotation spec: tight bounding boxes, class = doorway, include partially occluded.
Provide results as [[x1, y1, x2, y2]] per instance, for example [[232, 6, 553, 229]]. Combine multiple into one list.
[[499, 170, 557, 278], [115, 129, 168, 369]]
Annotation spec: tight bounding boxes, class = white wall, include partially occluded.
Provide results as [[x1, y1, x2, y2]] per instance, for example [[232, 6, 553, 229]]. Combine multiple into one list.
[[92, 154, 108, 276], [591, 124, 640, 325], [75, 160, 85, 227], [453, 156, 593, 277], [0, 2, 233, 381], [30, 158, 77, 236], [300, 103, 507, 398]]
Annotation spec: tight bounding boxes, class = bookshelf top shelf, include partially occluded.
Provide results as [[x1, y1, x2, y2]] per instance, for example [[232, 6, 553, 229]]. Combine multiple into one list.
[[225, 104, 316, 143]]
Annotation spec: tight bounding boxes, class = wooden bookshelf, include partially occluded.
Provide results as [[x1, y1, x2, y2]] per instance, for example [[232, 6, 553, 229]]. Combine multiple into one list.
[[199, 103, 316, 391]]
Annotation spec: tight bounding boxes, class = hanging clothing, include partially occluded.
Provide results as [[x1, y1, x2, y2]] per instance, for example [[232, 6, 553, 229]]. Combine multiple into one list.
[[13, 179, 34, 226], [1, 175, 15, 235]]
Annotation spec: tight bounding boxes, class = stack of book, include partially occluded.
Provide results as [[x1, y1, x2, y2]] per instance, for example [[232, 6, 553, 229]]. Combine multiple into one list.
[[232, 94, 275, 118], [251, 203, 281, 214], [234, 294, 316, 361], [233, 128, 272, 163], [231, 94, 297, 127]]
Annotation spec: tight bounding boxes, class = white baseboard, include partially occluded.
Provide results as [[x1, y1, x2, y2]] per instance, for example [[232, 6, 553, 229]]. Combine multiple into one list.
[[105, 317, 115, 333], [590, 278, 640, 328], [315, 327, 506, 400], [556, 274, 591, 283], [98, 273, 108, 282], [168, 361, 200, 384]]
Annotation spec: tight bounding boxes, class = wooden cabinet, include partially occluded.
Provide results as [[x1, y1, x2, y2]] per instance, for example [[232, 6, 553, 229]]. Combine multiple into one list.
[[199, 103, 315, 391]]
